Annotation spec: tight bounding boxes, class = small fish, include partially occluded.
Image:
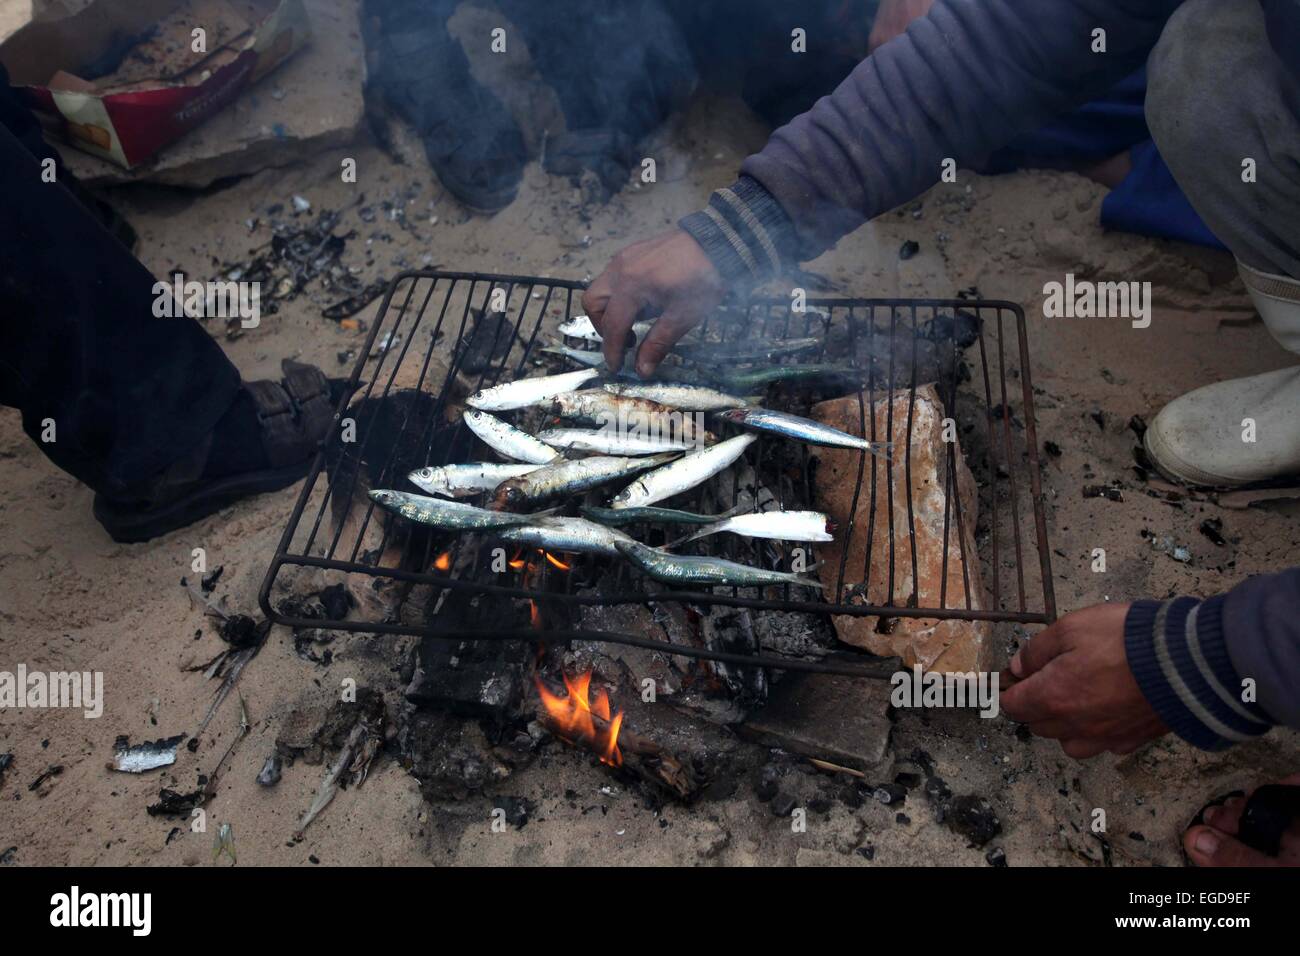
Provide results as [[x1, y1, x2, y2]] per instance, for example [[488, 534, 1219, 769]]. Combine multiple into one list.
[[672, 509, 834, 547], [467, 368, 600, 411], [539, 344, 607, 367], [616, 541, 824, 590], [110, 734, 185, 774], [552, 390, 710, 442], [675, 337, 821, 363], [464, 409, 562, 464], [603, 381, 752, 412], [536, 427, 692, 456], [580, 504, 742, 527], [369, 490, 550, 530], [492, 452, 679, 509], [409, 462, 542, 498], [719, 407, 892, 457], [558, 314, 651, 343], [712, 364, 864, 391], [611, 433, 756, 509], [496, 516, 638, 556]]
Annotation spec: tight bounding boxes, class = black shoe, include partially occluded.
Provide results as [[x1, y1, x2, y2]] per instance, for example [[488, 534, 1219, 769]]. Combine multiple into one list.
[[365, 3, 526, 212], [93, 360, 346, 543]]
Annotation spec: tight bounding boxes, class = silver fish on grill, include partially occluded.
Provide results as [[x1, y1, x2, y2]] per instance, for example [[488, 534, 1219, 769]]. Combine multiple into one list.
[[580, 504, 743, 527], [671, 509, 834, 547], [551, 389, 710, 442], [464, 409, 562, 464], [718, 407, 892, 457], [603, 381, 753, 412], [491, 452, 680, 509], [558, 314, 651, 343], [466, 368, 599, 411], [368, 490, 550, 530], [616, 540, 824, 590], [610, 433, 756, 508], [408, 462, 542, 498], [496, 516, 637, 556], [536, 427, 692, 456]]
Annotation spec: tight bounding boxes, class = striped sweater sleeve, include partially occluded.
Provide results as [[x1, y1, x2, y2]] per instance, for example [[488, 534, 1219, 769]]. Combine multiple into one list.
[[680, 0, 1181, 283], [1125, 567, 1300, 750]]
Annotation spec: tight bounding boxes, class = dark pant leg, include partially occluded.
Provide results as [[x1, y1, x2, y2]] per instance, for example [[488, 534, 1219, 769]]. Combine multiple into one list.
[[0, 81, 241, 495]]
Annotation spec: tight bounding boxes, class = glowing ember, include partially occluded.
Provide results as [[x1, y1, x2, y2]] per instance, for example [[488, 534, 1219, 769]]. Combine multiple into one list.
[[542, 551, 570, 571], [529, 600, 542, 629], [535, 671, 623, 767], [433, 551, 452, 572]]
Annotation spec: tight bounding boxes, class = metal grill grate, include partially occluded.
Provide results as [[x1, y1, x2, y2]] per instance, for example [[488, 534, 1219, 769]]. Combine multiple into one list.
[[259, 271, 1055, 677]]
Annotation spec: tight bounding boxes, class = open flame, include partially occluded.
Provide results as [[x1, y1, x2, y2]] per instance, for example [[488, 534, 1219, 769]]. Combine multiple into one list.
[[543, 551, 570, 571], [535, 671, 623, 767], [433, 551, 452, 572]]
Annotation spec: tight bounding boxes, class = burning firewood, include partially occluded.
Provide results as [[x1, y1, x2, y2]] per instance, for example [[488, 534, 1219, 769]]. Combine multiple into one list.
[[534, 672, 698, 802]]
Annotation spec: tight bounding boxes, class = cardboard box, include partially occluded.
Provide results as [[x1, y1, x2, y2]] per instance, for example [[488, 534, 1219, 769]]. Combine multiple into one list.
[[0, 0, 310, 168]]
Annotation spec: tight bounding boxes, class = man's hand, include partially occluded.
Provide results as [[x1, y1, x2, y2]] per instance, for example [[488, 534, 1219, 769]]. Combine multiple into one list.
[[582, 229, 726, 377], [1000, 602, 1169, 759], [868, 0, 935, 52]]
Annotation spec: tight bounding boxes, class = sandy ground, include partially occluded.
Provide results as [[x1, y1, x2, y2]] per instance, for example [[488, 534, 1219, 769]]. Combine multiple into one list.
[[3, 7, 1300, 869]]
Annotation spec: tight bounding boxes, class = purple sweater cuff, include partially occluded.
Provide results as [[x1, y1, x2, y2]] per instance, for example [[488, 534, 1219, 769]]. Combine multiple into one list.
[[1125, 595, 1274, 751], [678, 176, 801, 284]]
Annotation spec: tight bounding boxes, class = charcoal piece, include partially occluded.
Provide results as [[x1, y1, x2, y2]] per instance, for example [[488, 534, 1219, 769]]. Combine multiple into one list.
[[856, 844, 875, 860], [220, 614, 269, 648], [319, 584, 353, 620], [808, 795, 833, 814], [147, 788, 205, 816], [894, 771, 922, 789], [457, 310, 517, 375], [896, 812, 912, 825], [1199, 518, 1227, 547], [770, 792, 798, 817], [257, 755, 283, 788], [1044, 440, 1062, 457], [401, 711, 513, 801], [944, 794, 1002, 847], [1083, 484, 1124, 502], [754, 766, 781, 802], [985, 846, 1008, 866], [405, 633, 526, 719], [920, 309, 981, 348], [500, 796, 535, 829], [924, 775, 952, 803], [872, 784, 907, 806], [200, 566, 224, 592], [899, 240, 920, 260]]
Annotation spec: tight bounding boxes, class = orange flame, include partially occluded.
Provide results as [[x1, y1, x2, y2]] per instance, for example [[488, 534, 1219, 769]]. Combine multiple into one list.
[[542, 550, 571, 571], [433, 551, 452, 572], [535, 671, 623, 767], [529, 600, 542, 629]]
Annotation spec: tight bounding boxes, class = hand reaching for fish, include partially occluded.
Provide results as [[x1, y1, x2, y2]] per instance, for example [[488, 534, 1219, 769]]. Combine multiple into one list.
[[582, 229, 725, 377]]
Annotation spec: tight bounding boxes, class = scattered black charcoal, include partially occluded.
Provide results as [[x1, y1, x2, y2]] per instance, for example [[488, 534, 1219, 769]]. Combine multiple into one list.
[[0, 846, 15, 865], [500, 796, 534, 829], [309, 854, 321, 864], [220, 614, 270, 648], [920, 309, 981, 348], [1128, 414, 1148, 439], [1082, 484, 1124, 502], [28, 764, 62, 792], [1014, 724, 1033, 742], [944, 794, 1003, 847], [1199, 518, 1227, 547], [755, 766, 781, 802], [899, 240, 920, 260], [991, 404, 1022, 428], [985, 846, 1008, 867], [147, 788, 205, 817], [896, 812, 912, 825], [1128, 831, 1146, 842], [200, 566, 224, 593], [894, 771, 922, 789], [257, 755, 283, 788], [1089, 409, 1106, 431], [924, 775, 953, 803], [1044, 440, 1062, 458], [322, 280, 388, 321], [0, 752, 11, 789], [856, 844, 876, 860], [873, 784, 907, 806], [770, 792, 798, 817], [319, 583, 353, 621], [165, 828, 181, 845], [808, 796, 832, 814], [840, 785, 864, 809]]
